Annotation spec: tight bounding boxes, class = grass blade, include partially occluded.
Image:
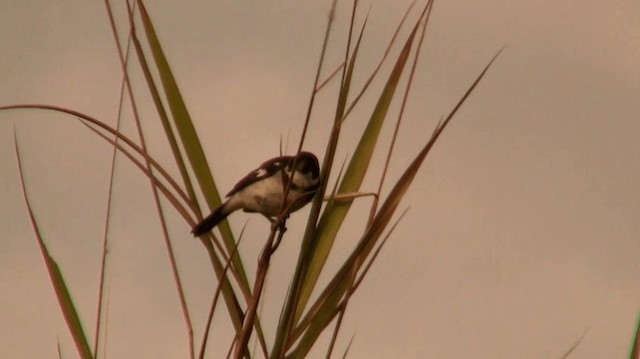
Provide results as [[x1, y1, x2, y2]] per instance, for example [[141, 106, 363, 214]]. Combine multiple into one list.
[[200, 226, 248, 359], [324, 207, 409, 358], [289, 47, 503, 355], [629, 313, 640, 359], [2, 103, 256, 355], [559, 329, 588, 359], [135, 0, 252, 288], [368, 0, 433, 224], [270, 0, 342, 356], [295, 1, 425, 325], [135, 0, 217, 211], [124, 1, 199, 213], [125, 1, 198, 208], [95, 2, 138, 355], [291, 208, 409, 358], [14, 131, 93, 359], [340, 335, 356, 359], [135, 1, 257, 343], [342, 1, 416, 122]]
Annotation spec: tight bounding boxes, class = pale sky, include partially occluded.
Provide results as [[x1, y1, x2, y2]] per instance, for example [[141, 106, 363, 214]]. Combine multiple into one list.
[[1, 1, 640, 358]]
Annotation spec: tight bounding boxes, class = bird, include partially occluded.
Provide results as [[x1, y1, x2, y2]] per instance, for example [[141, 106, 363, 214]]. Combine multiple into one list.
[[192, 151, 320, 236]]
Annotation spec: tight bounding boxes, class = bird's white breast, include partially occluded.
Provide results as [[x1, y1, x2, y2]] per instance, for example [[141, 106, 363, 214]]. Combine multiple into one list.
[[237, 172, 284, 215]]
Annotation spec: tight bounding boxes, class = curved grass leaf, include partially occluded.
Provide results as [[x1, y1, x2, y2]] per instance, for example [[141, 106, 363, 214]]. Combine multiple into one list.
[[14, 133, 93, 359], [2, 102, 260, 355], [1, 104, 197, 221]]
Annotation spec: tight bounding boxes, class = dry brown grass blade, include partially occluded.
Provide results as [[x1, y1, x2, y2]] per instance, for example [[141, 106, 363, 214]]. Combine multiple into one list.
[[232, 223, 288, 359], [316, 62, 346, 92], [0, 104, 196, 215], [119, 8, 199, 352], [95, 3, 136, 354], [341, 0, 417, 122], [559, 328, 588, 358], [80, 121, 197, 227], [200, 224, 250, 359], [14, 131, 94, 359]]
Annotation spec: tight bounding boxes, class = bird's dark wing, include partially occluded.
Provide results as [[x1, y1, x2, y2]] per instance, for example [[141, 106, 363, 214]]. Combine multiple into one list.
[[225, 155, 293, 196]]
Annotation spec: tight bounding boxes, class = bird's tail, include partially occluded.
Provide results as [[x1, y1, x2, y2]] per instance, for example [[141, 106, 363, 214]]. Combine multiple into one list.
[[192, 203, 230, 236]]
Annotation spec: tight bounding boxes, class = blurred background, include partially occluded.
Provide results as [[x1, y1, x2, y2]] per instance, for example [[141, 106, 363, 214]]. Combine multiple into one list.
[[1, 1, 639, 358]]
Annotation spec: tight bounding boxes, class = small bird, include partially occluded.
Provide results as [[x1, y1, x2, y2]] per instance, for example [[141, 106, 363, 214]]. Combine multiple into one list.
[[192, 151, 320, 236]]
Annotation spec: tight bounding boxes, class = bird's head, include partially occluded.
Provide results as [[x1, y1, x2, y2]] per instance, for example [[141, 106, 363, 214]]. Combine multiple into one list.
[[294, 151, 320, 182]]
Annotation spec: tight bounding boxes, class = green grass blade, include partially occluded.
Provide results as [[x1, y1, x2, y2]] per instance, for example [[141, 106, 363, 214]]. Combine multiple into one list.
[[288, 123, 448, 357], [135, 0, 243, 263], [294, 6, 421, 324], [369, 0, 433, 224], [293, 209, 407, 359], [136, 0, 257, 341], [135, 0, 218, 209], [332, 1, 366, 121], [136, 0, 251, 289], [274, 5, 428, 356], [629, 313, 640, 359], [270, 0, 342, 355], [125, 2, 198, 209], [14, 133, 93, 359], [289, 47, 503, 355]]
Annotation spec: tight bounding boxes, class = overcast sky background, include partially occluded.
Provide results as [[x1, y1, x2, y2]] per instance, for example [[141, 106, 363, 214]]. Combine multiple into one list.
[[1, 1, 640, 358]]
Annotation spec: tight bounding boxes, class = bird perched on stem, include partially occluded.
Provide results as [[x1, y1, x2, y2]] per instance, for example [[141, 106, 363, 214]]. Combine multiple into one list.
[[192, 151, 320, 236]]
